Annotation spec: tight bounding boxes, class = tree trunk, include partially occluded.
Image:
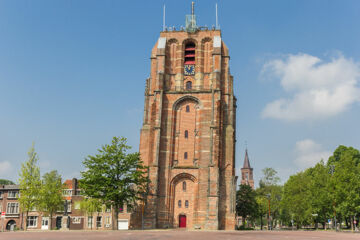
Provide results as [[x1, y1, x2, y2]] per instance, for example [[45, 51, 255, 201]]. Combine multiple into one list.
[[20, 212, 24, 230], [115, 204, 119, 231], [25, 211, 28, 231], [339, 216, 342, 230], [260, 215, 263, 230], [49, 212, 52, 230]]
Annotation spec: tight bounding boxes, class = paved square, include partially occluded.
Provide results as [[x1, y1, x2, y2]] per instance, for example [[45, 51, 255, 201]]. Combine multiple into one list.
[[0, 230, 359, 240]]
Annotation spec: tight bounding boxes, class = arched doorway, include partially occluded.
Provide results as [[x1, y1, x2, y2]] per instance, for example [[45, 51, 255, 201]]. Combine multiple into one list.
[[179, 215, 186, 228], [170, 173, 197, 229], [6, 220, 16, 231]]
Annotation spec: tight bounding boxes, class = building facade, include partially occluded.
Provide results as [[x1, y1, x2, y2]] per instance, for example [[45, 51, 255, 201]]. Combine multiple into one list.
[[0, 179, 131, 231], [138, 4, 237, 230], [0, 185, 20, 231], [240, 149, 254, 189]]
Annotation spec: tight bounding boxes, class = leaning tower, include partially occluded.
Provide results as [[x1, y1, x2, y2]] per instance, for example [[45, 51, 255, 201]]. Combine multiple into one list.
[[137, 3, 237, 230]]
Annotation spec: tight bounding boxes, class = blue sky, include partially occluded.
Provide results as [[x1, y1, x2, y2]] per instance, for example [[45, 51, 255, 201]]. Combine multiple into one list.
[[0, 0, 359, 186]]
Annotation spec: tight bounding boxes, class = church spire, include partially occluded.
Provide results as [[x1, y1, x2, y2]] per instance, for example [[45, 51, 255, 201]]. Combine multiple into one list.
[[241, 148, 254, 189], [243, 148, 251, 169]]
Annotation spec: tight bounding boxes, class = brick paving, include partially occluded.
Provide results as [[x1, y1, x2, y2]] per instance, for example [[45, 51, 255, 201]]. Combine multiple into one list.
[[0, 230, 359, 240]]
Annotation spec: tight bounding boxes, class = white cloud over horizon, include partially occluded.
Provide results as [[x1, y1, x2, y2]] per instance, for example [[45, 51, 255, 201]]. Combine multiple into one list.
[[261, 53, 360, 121], [294, 139, 331, 169]]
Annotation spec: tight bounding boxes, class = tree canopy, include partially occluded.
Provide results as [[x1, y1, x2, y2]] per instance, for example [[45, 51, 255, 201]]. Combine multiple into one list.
[[39, 170, 64, 230], [80, 136, 149, 230], [0, 179, 15, 185], [236, 184, 258, 225], [18, 143, 41, 230]]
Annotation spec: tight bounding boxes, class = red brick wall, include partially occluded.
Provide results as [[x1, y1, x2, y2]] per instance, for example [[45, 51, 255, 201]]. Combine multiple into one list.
[[139, 29, 237, 230]]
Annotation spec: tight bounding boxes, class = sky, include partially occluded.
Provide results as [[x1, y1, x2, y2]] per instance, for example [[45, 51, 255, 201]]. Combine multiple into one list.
[[0, 0, 359, 186]]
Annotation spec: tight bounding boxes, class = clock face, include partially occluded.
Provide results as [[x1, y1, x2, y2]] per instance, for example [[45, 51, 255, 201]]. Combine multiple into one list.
[[184, 65, 195, 75]]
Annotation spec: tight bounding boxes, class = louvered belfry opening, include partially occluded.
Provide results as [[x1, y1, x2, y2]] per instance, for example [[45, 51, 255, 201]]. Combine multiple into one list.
[[184, 42, 195, 65]]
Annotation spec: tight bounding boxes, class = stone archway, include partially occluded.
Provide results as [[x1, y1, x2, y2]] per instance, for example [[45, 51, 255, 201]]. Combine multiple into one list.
[[6, 220, 16, 231]]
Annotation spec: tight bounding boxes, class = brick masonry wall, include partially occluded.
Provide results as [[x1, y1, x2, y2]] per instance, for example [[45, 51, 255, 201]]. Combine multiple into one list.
[[139, 29, 237, 230]]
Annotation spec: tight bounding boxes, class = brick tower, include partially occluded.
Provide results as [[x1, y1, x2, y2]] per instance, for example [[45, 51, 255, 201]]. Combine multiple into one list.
[[138, 3, 237, 230], [240, 149, 254, 189]]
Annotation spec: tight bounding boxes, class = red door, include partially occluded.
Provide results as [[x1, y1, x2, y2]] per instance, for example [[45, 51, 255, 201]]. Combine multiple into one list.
[[179, 215, 186, 228]]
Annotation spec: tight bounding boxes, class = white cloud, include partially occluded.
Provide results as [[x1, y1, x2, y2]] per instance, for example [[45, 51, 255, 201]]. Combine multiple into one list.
[[261, 53, 360, 121], [0, 161, 12, 177], [294, 139, 331, 169]]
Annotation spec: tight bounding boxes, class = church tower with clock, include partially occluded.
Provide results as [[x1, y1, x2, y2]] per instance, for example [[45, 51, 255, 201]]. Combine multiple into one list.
[[136, 3, 237, 230]]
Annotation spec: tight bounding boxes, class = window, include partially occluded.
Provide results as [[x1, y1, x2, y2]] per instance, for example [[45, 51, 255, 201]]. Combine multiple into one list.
[[8, 191, 19, 199], [184, 130, 188, 139], [186, 105, 190, 112], [62, 189, 72, 196], [6, 202, 19, 214], [105, 206, 111, 213], [184, 42, 195, 65], [88, 216, 93, 228], [178, 200, 181, 208], [105, 216, 111, 226], [185, 200, 189, 208], [183, 181, 186, 192], [67, 203, 72, 213], [0, 191, 2, 199], [42, 217, 49, 227], [184, 152, 188, 159], [186, 81, 192, 90], [96, 216, 102, 228], [74, 202, 80, 210], [72, 217, 81, 224], [27, 216, 38, 227]]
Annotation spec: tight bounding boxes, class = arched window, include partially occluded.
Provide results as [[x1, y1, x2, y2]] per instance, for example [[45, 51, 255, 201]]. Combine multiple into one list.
[[185, 200, 189, 208], [184, 42, 195, 65], [186, 105, 190, 112], [183, 181, 186, 191], [184, 152, 188, 159], [178, 200, 182, 208], [184, 130, 188, 139], [186, 81, 192, 90]]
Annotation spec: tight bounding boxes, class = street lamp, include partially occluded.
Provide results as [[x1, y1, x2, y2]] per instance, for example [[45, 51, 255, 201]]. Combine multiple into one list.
[[266, 193, 271, 231]]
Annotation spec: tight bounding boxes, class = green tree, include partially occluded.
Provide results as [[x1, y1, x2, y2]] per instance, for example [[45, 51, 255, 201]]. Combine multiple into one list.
[[236, 184, 258, 226], [306, 161, 332, 229], [329, 146, 360, 231], [80, 136, 149, 230], [39, 170, 64, 230], [0, 179, 15, 185], [80, 198, 102, 230], [255, 192, 268, 230], [257, 168, 282, 229], [282, 171, 312, 228], [18, 143, 42, 230], [259, 167, 280, 187]]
